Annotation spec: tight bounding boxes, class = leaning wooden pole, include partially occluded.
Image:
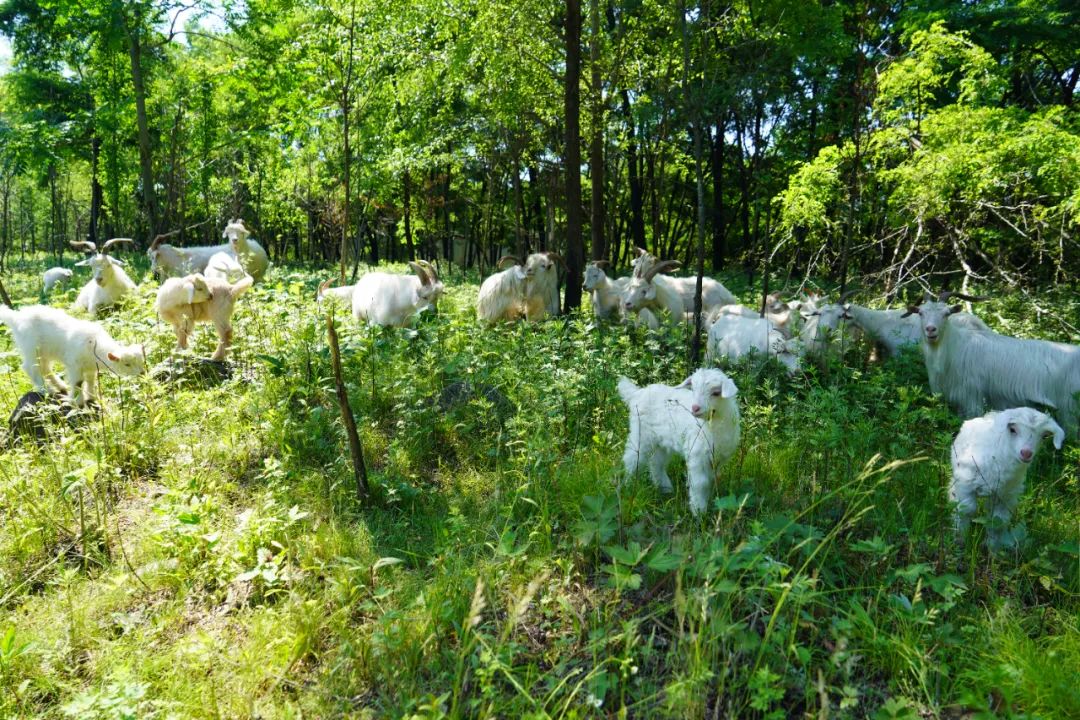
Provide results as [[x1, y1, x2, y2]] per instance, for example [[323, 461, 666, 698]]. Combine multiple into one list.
[[327, 312, 370, 501], [0, 277, 12, 307]]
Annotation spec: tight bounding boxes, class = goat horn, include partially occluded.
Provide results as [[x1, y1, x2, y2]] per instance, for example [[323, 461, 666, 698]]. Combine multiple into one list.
[[317, 277, 336, 299], [417, 259, 439, 281], [838, 289, 858, 303], [497, 255, 522, 269], [634, 246, 648, 257], [408, 261, 432, 286], [593, 260, 610, 268], [70, 240, 97, 254], [546, 251, 566, 268], [101, 237, 134, 253], [643, 260, 680, 282]]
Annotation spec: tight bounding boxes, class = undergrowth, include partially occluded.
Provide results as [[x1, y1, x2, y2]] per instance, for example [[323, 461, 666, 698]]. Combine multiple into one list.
[[0, 255, 1077, 719]]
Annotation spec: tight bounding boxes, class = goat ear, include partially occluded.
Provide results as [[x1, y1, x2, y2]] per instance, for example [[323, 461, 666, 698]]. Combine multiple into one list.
[[183, 281, 196, 304], [75, 259, 90, 267], [676, 376, 693, 389], [107, 351, 119, 362], [901, 305, 920, 318], [1048, 419, 1066, 449], [720, 378, 737, 399], [949, 304, 963, 314]]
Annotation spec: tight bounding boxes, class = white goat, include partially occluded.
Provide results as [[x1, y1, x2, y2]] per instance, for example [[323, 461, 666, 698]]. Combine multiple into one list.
[[631, 251, 738, 312], [204, 251, 247, 283], [0, 304, 145, 407], [477, 256, 531, 324], [618, 368, 741, 515], [43, 267, 74, 294], [317, 278, 357, 306], [524, 252, 562, 317], [905, 292, 1080, 437], [705, 314, 802, 374], [155, 272, 254, 361], [148, 232, 230, 280], [71, 238, 138, 316], [583, 261, 629, 320], [351, 261, 444, 327], [845, 302, 990, 359], [221, 219, 270, 282], [950, 407, 1064, 549], [798, 301, 859, 362], [621, 258, 688, 324]]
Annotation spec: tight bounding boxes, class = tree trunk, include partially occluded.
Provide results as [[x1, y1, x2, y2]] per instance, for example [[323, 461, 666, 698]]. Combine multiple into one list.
[[563, 0, 585, 311], [622, 91, 646, 259], [710, 120, 726, 272], [403, 168, 415, 261], [588, 0, 605, 263], [127, 23, 158, 237]]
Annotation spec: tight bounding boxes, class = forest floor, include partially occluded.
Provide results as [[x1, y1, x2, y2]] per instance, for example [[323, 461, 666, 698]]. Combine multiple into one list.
[[0, 255, 1077, 719]]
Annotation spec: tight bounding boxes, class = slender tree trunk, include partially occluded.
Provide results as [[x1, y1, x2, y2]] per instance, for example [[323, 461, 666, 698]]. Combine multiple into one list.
[[89, 133, 103, 247], [511, 149, 525, 257], [710, 120, 726, 272], [403, 168, 415, 261], [127, 23, 158, 237], [565, 0, 585, 312], [622, 91, 646, 257], [588, 0, 605, 262]]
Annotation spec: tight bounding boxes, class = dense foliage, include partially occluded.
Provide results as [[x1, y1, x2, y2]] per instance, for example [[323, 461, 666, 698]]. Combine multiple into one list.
[[0, 1, 1076, 293]]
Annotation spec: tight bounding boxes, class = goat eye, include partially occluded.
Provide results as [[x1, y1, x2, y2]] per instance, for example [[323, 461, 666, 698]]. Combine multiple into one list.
[[1008, 425, 1017, 434], [711, 389, 721, 396]]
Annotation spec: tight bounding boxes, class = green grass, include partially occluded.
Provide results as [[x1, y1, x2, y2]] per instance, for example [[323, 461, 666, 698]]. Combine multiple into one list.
[[0, 255, 1077, 718]]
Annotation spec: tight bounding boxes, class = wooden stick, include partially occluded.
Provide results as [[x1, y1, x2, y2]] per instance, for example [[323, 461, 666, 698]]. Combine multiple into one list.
[[0, 277, 12, 307], [326, 312, 370, 501]]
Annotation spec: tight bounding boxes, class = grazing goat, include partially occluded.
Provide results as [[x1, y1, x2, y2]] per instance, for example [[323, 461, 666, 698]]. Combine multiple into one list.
[[351, 261, 444, 327], [221, 219, 270, 282], [317, 278, 356, 306], [477, 253, 552, 321], [621, 258, 688, 324], [0, 304, 145, 407], [798, 301, 858, 362], [705, 314, 802, 374], [583, 261, 629, 320], [155, 273, 253, 361], [630, 251, 738, 313], [43, 267, 73, 294], [71, 238, 137, 316], [204, 251, 247, 283], [148, 231, 230, 280], [618, 368, 741, 515], [950, 407, 1064, 549], [845, 302, 989, 358], [905, 292, 1080, 437]]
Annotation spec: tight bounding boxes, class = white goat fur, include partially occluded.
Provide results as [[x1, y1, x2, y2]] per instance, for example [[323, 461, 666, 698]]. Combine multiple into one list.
[[149, 239, 231, 279], [0, 304, 144, 407], [74, 255, 137, 316], [950, 407, 1064, 549], [621, 266, 689, 323], [204, 251, 247, 283], [477, 263, 530, 324], [524, 253, 561, 317], [43, 267, 73, 294], [618, 368, 741, 515], [846, 304, 990, 358], [155, 273, 254, 361], [912, 299, 1080, 437], [222, 219, 270, 282], [630, 252, 738, 312], [351, 262, 445, 327], [583, 262, 629, 320], [705, 314, 802, 374]]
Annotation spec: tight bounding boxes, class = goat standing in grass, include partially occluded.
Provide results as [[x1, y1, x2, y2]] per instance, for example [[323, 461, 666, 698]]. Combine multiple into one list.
[[156, 272, 254, 361], [950, 407, 1064, 550], [618, 368, 741, 515], [0, 304, 145, 407]]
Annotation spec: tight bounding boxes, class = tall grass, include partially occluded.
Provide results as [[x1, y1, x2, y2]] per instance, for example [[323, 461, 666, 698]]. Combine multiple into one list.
[[0, 255, 1076, 718]]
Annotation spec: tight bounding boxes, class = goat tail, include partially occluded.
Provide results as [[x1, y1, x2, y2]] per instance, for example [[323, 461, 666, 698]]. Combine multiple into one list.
[[617, 376, 640, 405], [230, 274, 255, 298]]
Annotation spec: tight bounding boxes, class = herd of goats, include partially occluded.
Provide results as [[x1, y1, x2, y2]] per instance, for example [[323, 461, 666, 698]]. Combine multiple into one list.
[[0, 230, 1077, 551]]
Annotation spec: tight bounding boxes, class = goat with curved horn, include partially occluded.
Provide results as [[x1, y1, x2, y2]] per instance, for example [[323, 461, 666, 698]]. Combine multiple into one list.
[[70, 240, 98, 254], [100, 238, 134, 253], [497, 255, 522, 269]]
